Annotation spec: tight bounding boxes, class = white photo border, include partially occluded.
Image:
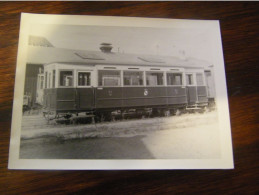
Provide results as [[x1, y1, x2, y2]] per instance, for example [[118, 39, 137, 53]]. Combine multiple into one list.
[[8, 13, 234, 170]]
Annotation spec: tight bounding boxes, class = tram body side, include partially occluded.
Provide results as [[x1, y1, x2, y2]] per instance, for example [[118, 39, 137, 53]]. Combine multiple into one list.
[[41, 63, 211, 117], [43, 86, 190, 113]]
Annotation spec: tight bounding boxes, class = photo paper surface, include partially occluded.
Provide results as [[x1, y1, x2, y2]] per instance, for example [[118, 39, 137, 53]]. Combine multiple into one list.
[[8, 13, 234, 169]]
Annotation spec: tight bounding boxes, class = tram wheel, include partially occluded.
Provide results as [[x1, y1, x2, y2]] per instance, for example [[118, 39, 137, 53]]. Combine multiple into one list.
[[175, 109, 181, 116], [163, 109, 170, 117]]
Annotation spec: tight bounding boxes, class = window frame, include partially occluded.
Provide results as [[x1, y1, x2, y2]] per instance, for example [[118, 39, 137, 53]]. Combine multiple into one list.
[[58, 69, 75, 88], [185, 73, 195, 86], [166, 72, 183, 86], [196, 72, 205, 86], [145, 71, 164, 86], [40, 75, 44, 89], [52, 70, 56, 88], [123, 70, 144, 87], [77, 71, 92, 88], [44, 71, 48, 89], [98, 69, 121, 87], [48, 72, 51, 89]]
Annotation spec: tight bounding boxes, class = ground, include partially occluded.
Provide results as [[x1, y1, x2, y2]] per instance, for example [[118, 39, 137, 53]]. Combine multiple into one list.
[[19, 111, 221, 159]]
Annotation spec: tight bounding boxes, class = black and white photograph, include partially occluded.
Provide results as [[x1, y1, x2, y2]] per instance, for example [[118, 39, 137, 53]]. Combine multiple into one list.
[[8, 13, 233, 169]]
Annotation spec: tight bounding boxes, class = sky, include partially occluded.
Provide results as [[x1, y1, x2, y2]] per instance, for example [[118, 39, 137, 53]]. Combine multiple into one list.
[[29, 23, 214, 62]]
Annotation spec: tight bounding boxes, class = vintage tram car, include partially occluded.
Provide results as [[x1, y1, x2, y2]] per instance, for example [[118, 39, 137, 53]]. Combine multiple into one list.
[[37, 44, 215, 121]]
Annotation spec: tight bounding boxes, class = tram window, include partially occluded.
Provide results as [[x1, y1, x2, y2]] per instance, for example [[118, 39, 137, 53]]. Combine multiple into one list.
[[98, 70, 120, 86], [124, 71, 143, 86], [186, 74, 194, 85], [48, 72, 51, 88], [52, 70, 55, 88], [146, 72, 163, 86], [78, 72, 91, 86], [196, 73, 204, 86], [37, 75, 40, 90], [60, 71, 73, 87], [167, 73, 182, 85], [40, 75, 44, 89], [45, 72, 47, 88]]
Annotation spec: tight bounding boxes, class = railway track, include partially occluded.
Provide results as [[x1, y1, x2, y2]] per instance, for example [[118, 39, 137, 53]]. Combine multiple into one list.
[[21, 111, 218, 140], [22, 108, 214, 129]]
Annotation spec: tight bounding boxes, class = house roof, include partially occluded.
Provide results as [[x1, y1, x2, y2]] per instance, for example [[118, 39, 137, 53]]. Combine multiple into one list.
[[26, 46, 212, 69], [28, 36, 54, 47]]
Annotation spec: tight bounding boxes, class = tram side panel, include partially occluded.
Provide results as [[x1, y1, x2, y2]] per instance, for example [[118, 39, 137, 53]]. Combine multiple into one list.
[[94, 86, 188, 110], [44, 88, 77, 114], [167, 86, 187, 107], [186, 86, 197, 105], [43, 88, 57, 112], [144, 87, 167, 107], [95, 87, 123, 110], [77, 88, 95, 111], [56, 88, 77, 113], [197, 86, 208, 103], [122, 87, 146, 107]]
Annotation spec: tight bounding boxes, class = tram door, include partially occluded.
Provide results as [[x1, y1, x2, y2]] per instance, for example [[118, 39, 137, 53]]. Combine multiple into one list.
[[186, 73, 197, 105], [76, 71, 94, 110]]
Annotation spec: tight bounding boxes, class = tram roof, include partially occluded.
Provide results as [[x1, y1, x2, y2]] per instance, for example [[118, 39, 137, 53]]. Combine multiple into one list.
[[27, 46, 212, 69]]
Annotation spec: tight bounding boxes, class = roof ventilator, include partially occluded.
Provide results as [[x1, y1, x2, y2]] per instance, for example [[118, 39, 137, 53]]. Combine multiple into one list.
[[100, 43, 113, 53]]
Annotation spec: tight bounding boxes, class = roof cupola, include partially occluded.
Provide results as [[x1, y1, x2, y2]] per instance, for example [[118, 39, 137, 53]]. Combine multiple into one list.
[[100, 43, 113, 53]]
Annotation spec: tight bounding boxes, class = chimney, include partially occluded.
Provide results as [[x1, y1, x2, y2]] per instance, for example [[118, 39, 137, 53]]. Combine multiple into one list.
[[100, 43, 113, 53]]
